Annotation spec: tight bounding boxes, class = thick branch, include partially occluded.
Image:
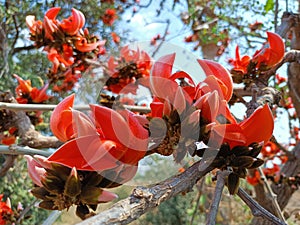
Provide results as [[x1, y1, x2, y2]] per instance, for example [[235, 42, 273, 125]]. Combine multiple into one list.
[[14, 110, 62, 148], [0, 92, 62, 149], [76, 161, 214, 225]]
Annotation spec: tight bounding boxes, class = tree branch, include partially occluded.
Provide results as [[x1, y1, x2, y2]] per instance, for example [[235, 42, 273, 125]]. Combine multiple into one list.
[[237, 188, 287, 225], [206, 170, 230, 225], [0, 102, 151, 113], [75, 160, 215, 225], [257, 167, 287, 222], [0, 144, 52, 157]]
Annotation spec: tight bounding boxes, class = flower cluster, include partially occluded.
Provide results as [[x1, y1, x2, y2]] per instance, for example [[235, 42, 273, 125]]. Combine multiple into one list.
[[0, 194, 22, 225], [104, 46, 152, 94], [26, 94, 148, 219], [0, 195, 13, 225], [102, 8, 118, 26], [26, 7, 106, 92], [147, 53, 274, 193], [229, 32, 285, 83], [149, 53, 273, 157], [13, 74, 50, 104]]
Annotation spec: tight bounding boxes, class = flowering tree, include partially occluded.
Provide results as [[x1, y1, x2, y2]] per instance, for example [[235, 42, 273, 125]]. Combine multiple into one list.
[[1, 1, 300, 225]]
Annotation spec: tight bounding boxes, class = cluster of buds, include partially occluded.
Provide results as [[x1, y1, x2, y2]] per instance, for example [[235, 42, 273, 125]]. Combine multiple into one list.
[[26, 7, 106, 92], [26, 156, 118, 220]]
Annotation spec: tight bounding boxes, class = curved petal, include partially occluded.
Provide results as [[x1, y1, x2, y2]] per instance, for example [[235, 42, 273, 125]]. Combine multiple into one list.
[[150, 53, 178, 102], [212, 124, 246, 148], [197, 59, 233, 101], [45, 7, 61, 20], [25, 155, 46, 187], [169, 71, 196, 87], [89, 104, 130, 147], [50, 94, 75, 142], [150, 101, 164, 118], [152, 53, 175, 78], [197, 75, 228, 101], [240, 104, 274, 146], [47, 135, 120, 171], [117, 110, 148, 164], [252, 32, 285, 68], [71, 109, 96, 137], [61, 8, 85, 35]]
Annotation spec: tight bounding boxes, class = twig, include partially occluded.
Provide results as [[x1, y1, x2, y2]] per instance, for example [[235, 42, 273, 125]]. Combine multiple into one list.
[[0, 145, 52, 157], [206, 170, 230, 225], [0, 102, 151, 113], [190, 179, 204, 225], [257, 167, 287, 223], [75, 160, 215, 225], [17, 199, 39, 224], [237, 188, 287, 225], [151, 19, 171, 58]]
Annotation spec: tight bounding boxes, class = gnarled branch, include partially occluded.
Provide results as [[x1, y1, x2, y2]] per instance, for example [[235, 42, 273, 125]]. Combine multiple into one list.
[[75, 161, 214, 225]]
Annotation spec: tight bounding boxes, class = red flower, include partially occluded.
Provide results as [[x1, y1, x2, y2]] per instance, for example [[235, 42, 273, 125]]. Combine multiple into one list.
[[261, 141, 280, 158], [106, 46, 152, 94], [102, 9, 118, 26], [197, 59, 233, 101], [111, 32, 120, 44], [42, 7, 61, 41], [60, 8, 85, 35], [228, 45, 251, 74], [75, 36, 105, 53], [50, 94, 76, 142], [252, 32, 285, 69], [25, 15, 43, 36], [275, 74, 287, 84], [13, 74, 50, 104], [0, 194, 13, 225], [246, 170, 261, 185], [48, 95, 148, 170], [212, 104, 274, 148]]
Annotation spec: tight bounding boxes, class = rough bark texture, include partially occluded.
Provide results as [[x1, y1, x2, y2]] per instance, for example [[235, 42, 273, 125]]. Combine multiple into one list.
[[75, 161, 214, 225], [250, 144, 300, 225], [0, 91, 62, 149], [250, 12, 300, 225]]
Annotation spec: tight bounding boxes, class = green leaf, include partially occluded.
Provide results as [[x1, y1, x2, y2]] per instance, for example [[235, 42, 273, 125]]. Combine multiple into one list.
[[264, 0, 274, 13]]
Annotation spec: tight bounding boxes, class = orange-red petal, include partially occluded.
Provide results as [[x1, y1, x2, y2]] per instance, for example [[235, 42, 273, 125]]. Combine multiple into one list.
[[50, 94, 75, 142], [47, 135, 119, 171], [240, 104, 274, 146], [197, 59, 233, 101]]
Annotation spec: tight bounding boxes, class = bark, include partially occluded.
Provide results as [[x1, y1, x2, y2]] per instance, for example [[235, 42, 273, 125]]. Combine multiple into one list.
[[0, 92, 62, 149], [75, 161, 215, 225], [249, 12, 300, 225], [250, 144, 300, 225]]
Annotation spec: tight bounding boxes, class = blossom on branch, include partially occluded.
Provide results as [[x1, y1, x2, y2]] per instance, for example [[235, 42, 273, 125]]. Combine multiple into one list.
[[13, 74, 50, 104], [104, 46, 152, 94]]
